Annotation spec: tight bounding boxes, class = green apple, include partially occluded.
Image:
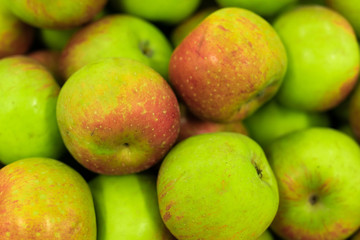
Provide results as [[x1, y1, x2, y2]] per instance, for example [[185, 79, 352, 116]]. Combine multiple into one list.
[[244, 100, 330, 146], [60, 14, 173, 80], [215, 0, 298, 17], [89, 173, 175, 240], [266, 128, 360, 239], [258, 230, 274, 240], [4, 0, 107, 29], [157, 132, 279, 240], [40, 28, 78, 51], [57, 58, 180, 175], [0, 56, 65, 165], [0, 2, 34, 58], [169, 8, 287, 122], [110, 0, 201, 24], [326, 0, 360, 37], [0, 157, 96, 239], [274, 5, 359, 111]]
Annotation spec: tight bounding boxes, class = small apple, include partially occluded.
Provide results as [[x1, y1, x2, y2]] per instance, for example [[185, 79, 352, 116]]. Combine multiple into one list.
[[4, 0, 107, 29], [244, 100, 330, 146], [89, 173, 175, 240], [169, 7, 287, 122], [0, 56, 65, 165], [157, 132, 279, 240], [57, 57, 180, 175], [40, 28, 78, 51], [0, 157, 96, 239], [266, 128, 360, 239], [273, 5, 360, 111]]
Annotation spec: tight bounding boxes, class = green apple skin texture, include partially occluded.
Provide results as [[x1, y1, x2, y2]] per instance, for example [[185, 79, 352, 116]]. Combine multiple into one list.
[[266, 128, 360, 239], [89, 174, 175, 240], [0, 3, 34, 58], [216, 0, 298, 17], [60, 14, 173, 80], [5, 0, 107, 29], [0, 158, 96, 240], [57, 58, 180, 175], [327, 0, 360, 37], [111, 0, 201, 24], [274, 6, 359, 112], [0, 56, 65, 165], [169, 8, 287, 123], [244, 100, 330, 146], [157, 132, 279, 240]]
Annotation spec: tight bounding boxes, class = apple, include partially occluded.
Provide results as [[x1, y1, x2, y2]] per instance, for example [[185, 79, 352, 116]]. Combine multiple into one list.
[[0, 157, 96, 239], [0, 56, 65, 165], [110, 0, 201, 24], [244, 100, 330, 146], [40, 28, 78, 51], [57, 57, 180, 175], [326, 0, 360, 37], [157, 132, 279, 240], [273, 5, 360, 111], [4, 0, 107, 29], [0, 2, 34, 58], [215, 0, 298, 17], [60, 14, 173, 80], [266, 128, 360, 239], [89, 173, 175, 239], [169, 7, 287, 122], [258, 230, 274, 240]]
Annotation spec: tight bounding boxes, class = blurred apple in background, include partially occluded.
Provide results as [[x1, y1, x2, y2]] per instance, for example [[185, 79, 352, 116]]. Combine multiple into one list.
[[158, 132, 279, 240], [169, 7, 287, 122], [0, 158, 96, 240], [0, 2, 34, 58], [28, 50, 63, 84], [57, 58, 180, 175], [89, 173, 175, 240], [60, 14, 173, 80], [244, 100, 330, 146], [0, 56, 65, 165], [39, 28, 78, 51], [267, 128, 360, 239], [273, 5, 360, 111]]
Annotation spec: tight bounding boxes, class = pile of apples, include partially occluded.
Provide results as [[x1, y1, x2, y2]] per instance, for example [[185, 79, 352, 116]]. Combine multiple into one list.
[[1, 0, 360, 239]]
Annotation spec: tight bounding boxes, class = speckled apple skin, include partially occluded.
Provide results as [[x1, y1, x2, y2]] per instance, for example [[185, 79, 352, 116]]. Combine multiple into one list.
[[5, 0, 107, 29], [0, 158, 96, 240], [57, 58, 180, 175], [169, 7, 287, 123]]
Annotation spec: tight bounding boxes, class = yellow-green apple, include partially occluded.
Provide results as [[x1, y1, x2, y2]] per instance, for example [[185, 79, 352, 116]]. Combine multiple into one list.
[[273, 5, 359, 111], [266, 128, 360, 239], [57, 58, 180, 175], [89, 173, 175, 240], [110, 0, 201, 24], [326, 0, 360, 37], [0, 157, 96, 240], [0, 2, 34, 58], [215, 0, 298, 17], [349, 84, 360, 141], [244, 100, 330, 146], [169, 8, 287, 123], [0, 56, 65, 165], [157, 132, 279, 240], [4, 0, 107, 29]]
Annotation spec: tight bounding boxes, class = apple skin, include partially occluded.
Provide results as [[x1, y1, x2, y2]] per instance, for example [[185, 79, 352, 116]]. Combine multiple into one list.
[[274, 5, 359, 112], [215, 0, 298, 17], [326, 0, 360, 37], [89, 173, 175, 240], [0, 3, 34, 58], [169, 7, 287, 123], [57, 58, 180, 175], [0, 56, 65, 165], [0, 157, 96, 240], [266, 128, 360, 240], [244, 100, 330, 147], [5, 0, 107, 29], [110, 0, 201, 24], [60, 14, 173, 80], [157, 132, 279, 240]]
